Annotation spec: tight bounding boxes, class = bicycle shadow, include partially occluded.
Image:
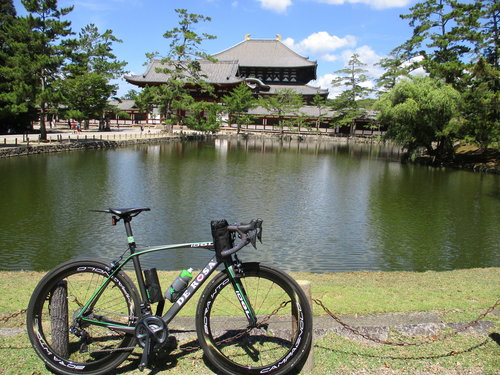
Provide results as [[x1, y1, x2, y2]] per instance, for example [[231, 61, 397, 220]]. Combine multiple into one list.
[[108, 327, 315, 374], [109, 330, 220, 374]]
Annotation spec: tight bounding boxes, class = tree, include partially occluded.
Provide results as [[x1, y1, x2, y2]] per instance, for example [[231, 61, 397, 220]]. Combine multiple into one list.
[[60, 72, 113, 129], [376, 76, 462, 160], [459, 58, 499, 150], [376, 50, 412, 92], [183, 100, 222, 133], [476, 0, 499, 70], [140, 9, 216, 131], [396, 0, 476, 88], [221, 83, 256, 134], [310, 92, 331, 130], [331, 53, 372, 133], [258, 89, 303, 135], [63, 23, 126, 130], [22, 0, 74, 140]]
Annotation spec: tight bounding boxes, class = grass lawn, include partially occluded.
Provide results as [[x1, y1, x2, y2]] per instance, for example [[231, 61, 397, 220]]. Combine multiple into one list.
[[0, 268, 498, 374]]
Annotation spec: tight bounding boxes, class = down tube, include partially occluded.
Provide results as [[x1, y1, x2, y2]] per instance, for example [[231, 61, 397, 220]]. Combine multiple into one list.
[[163, 255, 221, 324]]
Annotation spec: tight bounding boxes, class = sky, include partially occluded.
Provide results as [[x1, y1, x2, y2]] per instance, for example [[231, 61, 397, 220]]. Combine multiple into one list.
[[13, 0, 419, 97]]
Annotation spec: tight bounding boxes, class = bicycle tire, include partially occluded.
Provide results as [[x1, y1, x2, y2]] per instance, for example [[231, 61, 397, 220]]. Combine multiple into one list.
[[195, 262, 313, 375], [27, 259, 141, 375]]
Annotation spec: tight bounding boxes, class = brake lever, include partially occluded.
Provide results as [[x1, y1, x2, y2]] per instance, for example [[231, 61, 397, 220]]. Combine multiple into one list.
[[256, 219, 263, 243], [250, 230, 257, 249]]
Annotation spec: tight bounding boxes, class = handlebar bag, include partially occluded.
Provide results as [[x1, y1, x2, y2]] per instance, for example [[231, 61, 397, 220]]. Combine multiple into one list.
[[211, 219, 234, 257]]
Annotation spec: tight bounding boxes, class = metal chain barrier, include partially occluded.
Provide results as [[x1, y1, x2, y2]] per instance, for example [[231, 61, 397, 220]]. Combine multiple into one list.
[[1, 298, 497, 357], [0, 309, 27, 324], [313, 298, 499, 347], [179, 300, 292, 352]]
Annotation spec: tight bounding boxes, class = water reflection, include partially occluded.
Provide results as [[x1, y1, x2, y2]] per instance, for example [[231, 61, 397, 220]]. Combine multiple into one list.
[[0, 138, 498, 272]]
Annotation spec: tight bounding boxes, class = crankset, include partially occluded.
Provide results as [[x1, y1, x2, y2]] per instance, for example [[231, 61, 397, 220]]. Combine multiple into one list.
[[135, 315, 168, 371]]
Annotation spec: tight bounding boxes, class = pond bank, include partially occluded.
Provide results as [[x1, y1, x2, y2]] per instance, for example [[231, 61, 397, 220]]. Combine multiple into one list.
[[1, 127, 498, 174]]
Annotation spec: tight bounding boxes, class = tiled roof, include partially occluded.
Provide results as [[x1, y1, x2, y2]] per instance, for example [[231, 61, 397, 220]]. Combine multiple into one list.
[[108, 99, 137, 110], [125, 60, 243, 85], [265, 84, 328, 96], [249, 105, 336, 117], [213, 39, 316, 68]]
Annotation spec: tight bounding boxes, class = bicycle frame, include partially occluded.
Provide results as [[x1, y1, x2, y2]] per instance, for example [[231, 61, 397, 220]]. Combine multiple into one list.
[[75, 219, 256, 334]]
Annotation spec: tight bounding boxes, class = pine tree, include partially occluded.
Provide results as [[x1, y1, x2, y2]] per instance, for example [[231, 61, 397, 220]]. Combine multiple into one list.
[[63, 24, 126, 130], [258, 89, 303, 136], [140, 8, 216, 132], [0, 2, 43, 132], [331, 53, 372, 134], [222, 83, 256, 134], [22, 0, 73, 139], [397, 0, 476, 88]]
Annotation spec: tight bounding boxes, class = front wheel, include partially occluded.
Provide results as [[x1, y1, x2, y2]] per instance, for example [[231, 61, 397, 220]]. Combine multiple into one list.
[[195, 263, 313, 375], [26, 259, 141, 375]]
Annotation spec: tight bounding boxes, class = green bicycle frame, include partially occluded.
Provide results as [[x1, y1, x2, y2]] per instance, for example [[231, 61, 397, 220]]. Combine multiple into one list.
[[75, 240, 258, 333]]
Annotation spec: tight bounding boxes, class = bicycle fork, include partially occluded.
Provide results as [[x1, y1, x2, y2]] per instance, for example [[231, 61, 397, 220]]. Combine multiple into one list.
[[225, 261, 258, 328]]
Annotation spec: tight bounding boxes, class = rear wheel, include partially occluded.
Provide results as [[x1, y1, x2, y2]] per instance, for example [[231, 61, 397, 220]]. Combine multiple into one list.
[[195, 263, 312, 375], [27, 259, 141, 375]]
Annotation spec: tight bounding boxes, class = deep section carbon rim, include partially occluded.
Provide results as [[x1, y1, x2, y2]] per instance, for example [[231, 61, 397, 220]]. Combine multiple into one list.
[[27, 261, 140, 375], [196, 264, 312, 375]]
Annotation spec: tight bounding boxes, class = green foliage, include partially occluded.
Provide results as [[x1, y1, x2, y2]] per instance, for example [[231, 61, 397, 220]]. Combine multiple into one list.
[[63, 23, 125, 130], [331, 53, 373, 131], [221, 83, 256, 133], [0, 7, 39, 132], [21, 0, 74, 139], [183, 101, 222, 133], [397, 0, 474, 87], [376, 76, 462, 158], [380, 0, 499, 153], [258, 89, 303, 135], [310, 93, 331, 129], [140, 9, 216, 130], [376, 51, 411, 92], [60, 72, 114, 125], [459, 58, 499, 150], [476, 0, 499, 69]]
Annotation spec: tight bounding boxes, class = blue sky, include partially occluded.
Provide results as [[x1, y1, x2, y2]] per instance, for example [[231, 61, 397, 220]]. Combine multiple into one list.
[[13, 0, 418, 97]]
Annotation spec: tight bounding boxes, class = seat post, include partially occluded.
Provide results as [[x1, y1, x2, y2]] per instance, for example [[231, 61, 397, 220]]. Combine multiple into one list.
[[122, 216, 149, 304], [123, 216, 136, 252]]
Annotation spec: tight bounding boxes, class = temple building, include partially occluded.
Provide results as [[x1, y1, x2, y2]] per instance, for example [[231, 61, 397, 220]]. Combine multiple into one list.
[[123, 36, 383, 135], [125, 35, 328, 104]]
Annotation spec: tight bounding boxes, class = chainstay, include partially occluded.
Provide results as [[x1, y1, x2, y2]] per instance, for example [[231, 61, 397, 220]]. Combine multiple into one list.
[[313, 298, 499, 346]]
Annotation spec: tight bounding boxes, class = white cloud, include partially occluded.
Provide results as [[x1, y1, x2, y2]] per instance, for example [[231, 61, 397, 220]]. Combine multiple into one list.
[[339, 45, 384, 77], [300, 32, 357, 53], [310, 73, 343, 98], [257, 0, 292, 13], [313, 46, 386, 97], [283, 32, 357, 55], [316, 0, 411, 9], [322, 54, 339, 62]]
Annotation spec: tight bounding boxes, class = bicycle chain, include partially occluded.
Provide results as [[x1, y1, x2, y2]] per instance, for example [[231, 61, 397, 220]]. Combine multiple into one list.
[[313, 298, 499, 347]]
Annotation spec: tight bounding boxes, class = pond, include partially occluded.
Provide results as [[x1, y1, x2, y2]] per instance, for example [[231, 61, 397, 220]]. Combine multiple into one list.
[[0, 137, 498, 273]]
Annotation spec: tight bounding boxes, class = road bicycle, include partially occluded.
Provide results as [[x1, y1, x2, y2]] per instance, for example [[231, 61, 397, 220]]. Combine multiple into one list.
[[27, 207, 313, 375]]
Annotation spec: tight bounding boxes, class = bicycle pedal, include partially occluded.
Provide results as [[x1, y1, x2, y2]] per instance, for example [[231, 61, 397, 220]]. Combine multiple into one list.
[[162, 335, 177, 351]]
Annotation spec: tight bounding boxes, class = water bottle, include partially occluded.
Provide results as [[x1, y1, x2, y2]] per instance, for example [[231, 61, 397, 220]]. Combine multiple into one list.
[[164, 268, 193, 302]]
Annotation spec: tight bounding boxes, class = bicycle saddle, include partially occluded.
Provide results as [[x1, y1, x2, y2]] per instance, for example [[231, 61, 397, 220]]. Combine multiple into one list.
[[93, 207, 151, 218]]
